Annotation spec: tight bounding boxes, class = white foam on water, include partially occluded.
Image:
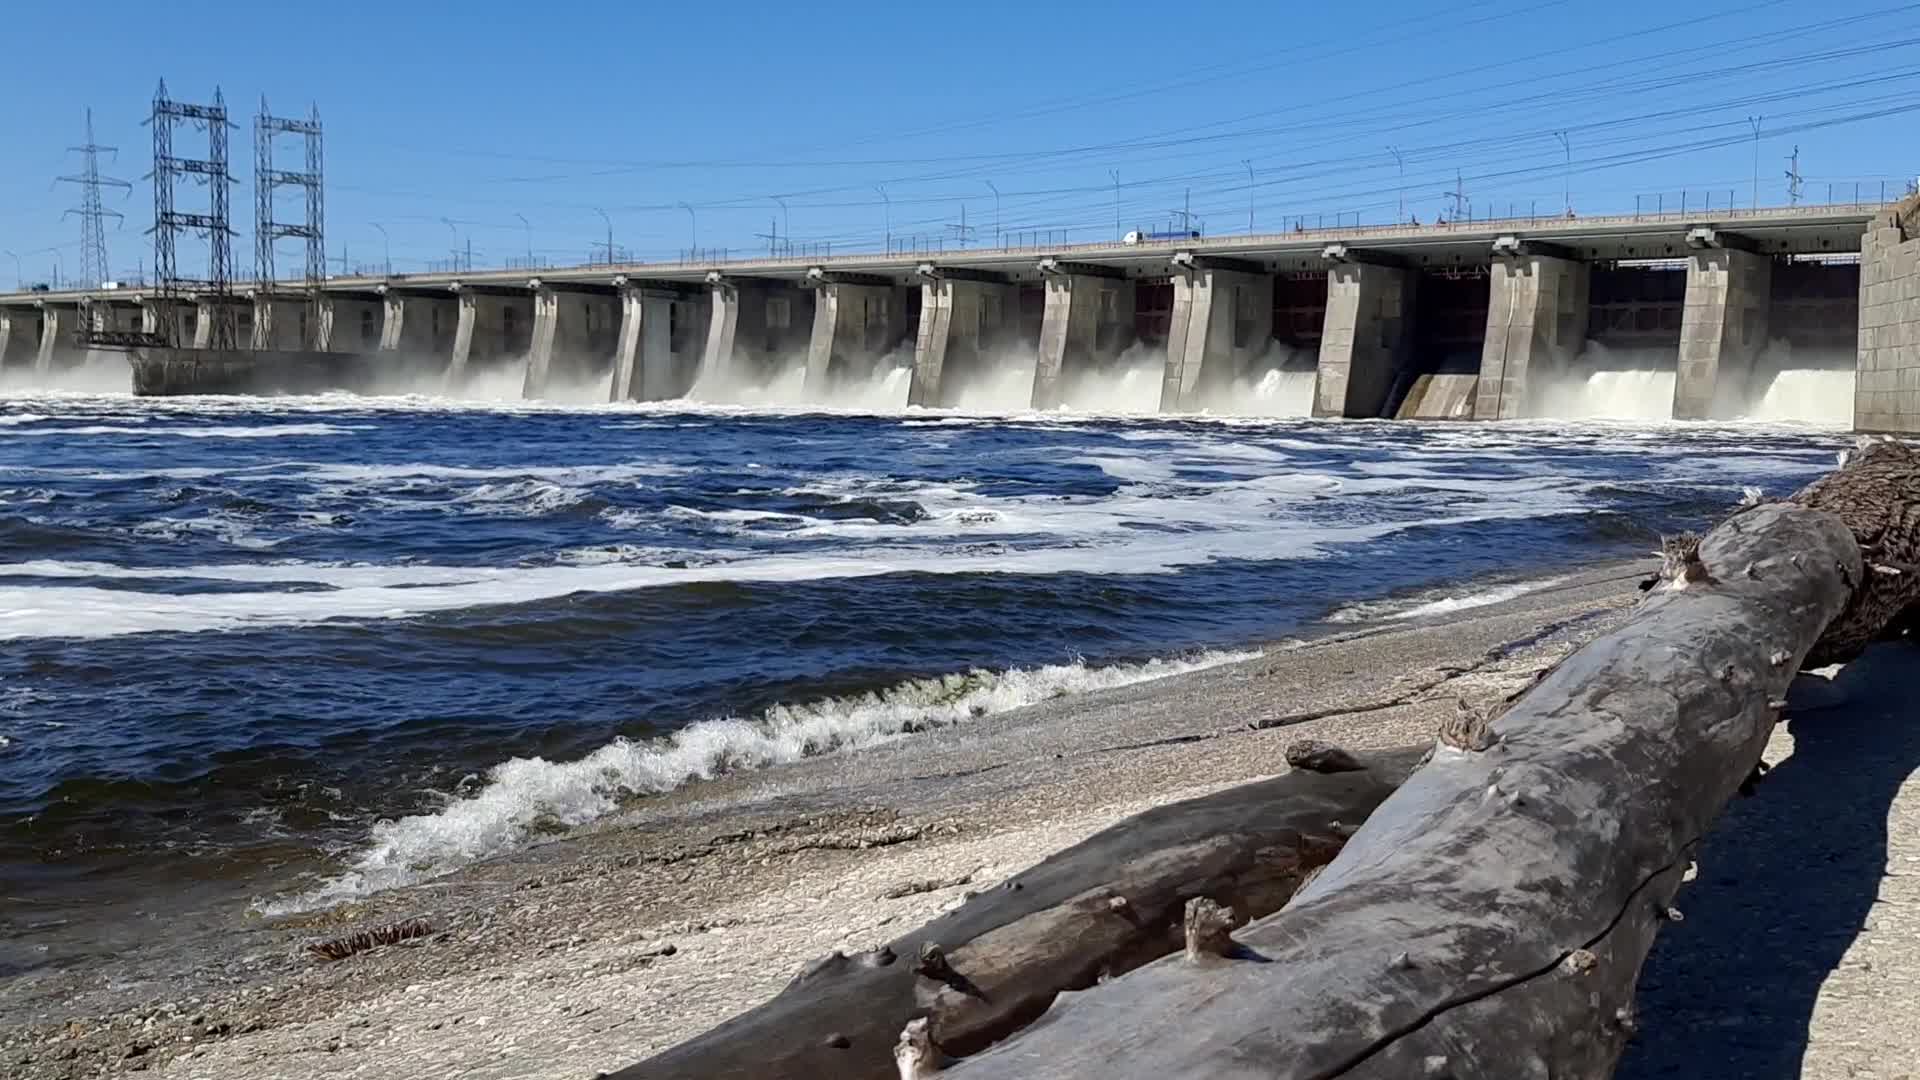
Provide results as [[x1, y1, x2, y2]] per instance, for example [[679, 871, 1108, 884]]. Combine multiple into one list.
[[2, 422, 357, 439], [254, 647, 1258, 913], [1326, 574, 1571, 623]]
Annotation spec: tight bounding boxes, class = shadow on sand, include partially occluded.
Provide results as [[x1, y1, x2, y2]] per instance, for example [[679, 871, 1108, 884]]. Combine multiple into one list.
[[1618, 641, 1920, 1079]]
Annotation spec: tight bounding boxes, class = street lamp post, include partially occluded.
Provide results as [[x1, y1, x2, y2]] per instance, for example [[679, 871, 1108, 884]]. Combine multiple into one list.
[[1387, 146, 1405, 223], [371, 223, 390, 275], [1748, 115, 1764, 209], [876, 185, 891, 253], [1109, 170, 1121, 241], [1554, 131, 1571, 215], [4, 250, 20, 289], [1244, 159, 1255, 233], [678, 202, 697, 257], [515, 213, 532, 266], [772, 196, 789, 256], [985, 181, 1000, 247]]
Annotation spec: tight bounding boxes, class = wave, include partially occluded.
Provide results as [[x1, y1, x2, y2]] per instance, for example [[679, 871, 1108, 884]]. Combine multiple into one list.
[[254, 648, 1257, 913], [2, 423, 357, 439], [0, 482, 1585, 641], [1325, 574, 1570, 623]]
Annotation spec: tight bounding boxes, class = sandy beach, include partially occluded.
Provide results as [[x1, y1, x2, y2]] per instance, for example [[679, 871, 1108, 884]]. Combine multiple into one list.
[[4, 559, 1915, 1079]]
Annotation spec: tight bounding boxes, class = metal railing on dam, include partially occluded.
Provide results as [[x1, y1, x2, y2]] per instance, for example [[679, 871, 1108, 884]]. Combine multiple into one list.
[[0, 202, 1887, 306]]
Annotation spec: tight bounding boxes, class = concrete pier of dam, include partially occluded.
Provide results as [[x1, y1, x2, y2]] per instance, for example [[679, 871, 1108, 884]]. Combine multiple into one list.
[[7, 200, 1919, 432]]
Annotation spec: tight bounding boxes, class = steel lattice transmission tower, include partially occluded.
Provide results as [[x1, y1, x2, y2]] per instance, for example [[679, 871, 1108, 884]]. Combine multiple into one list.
[[254, 98, 324, 307], [148, 81, 239, 348], [57, 109, 131, 290]]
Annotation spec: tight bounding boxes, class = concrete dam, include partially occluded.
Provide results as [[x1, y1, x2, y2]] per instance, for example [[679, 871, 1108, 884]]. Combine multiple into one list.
[[5, 199, 1918, 433]]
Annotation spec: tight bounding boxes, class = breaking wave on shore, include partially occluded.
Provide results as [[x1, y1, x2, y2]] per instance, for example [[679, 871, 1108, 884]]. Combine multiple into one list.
[[255, 648, 1255, 912]]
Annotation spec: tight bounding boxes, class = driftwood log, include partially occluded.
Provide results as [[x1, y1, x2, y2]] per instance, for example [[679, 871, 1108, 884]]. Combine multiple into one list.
[[939, 494, 1868, 1078], [1792, 438, 1920, 664], [618, 744, 1423, 1080]]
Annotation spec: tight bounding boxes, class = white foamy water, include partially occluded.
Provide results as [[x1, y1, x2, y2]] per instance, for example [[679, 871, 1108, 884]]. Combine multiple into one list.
[[1742, 368, 1856, 425], [0, 353, 133, 395], [1, 422, 357, 439], [949, 357, 1041, 412], [0, 483, 1562, 641], [258, 648, 1256, 912], [1196, 367, 1318, 417], [1326, 574, 1571, 623], [1533, 369, 1677, 421]]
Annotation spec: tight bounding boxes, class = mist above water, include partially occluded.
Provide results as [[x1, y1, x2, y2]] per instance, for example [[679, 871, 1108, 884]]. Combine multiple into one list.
[[0, 352, 136, 395], [1737, 342, 1856, 426], [1192, 343, 1318, 417]]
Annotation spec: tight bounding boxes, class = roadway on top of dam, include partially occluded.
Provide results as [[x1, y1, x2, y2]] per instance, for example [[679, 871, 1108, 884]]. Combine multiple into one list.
[[2, 202, 1882, 306]]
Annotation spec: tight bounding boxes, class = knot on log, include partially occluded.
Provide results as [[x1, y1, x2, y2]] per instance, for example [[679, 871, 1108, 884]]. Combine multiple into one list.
[[1656, 531, 1716, 590], [1560, 948, 1598, 975], [895, 1017, 947, 1079], [1284, 739, 1366, 774], [1436, 700, 1495, 753], [1183, 897, 1238, 963], [915, 942, 955, 982]]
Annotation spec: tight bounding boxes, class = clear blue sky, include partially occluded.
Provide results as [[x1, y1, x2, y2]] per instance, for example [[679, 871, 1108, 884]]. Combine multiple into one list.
[[2, 0, 1916, 287]]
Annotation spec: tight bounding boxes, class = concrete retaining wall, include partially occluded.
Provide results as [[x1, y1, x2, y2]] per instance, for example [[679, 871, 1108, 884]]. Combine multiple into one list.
[[1857, 195, 1920, 433]]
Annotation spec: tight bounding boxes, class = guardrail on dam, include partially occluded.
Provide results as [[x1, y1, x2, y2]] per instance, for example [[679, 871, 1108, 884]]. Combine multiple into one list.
[[4, 200, 1917, 433]]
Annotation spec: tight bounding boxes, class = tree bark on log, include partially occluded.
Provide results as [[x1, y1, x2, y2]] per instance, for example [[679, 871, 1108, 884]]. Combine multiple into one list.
[[617, 746, 1423, 1080], [1791, 438, 1920, 664], [943, 500, 1863, 1080]]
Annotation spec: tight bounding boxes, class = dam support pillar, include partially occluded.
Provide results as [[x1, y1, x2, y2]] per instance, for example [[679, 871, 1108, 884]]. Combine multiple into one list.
[[610, 279, 698, 402], [1475, 239, 1590, 419], [524, 280, 619, 399], [1033, 258, 1133, 410], [1674, 230, 1771, 421], [136, 296, 194, 344], [695, 274, 812, 393], [909, 267, 1016, 408], [378, 289, 457, 357], [192, 299, 251, 350], [35, 303, 81, 373], [448, 287, 531, 383], [1161, 253, 1273, 412], [804, 269, 913, 398], [700, 273, 741, 386], [1313, 247, 1415, 418], [250, 294, 311, 350], [317, 295, 383, 353], [0, 306, 38, 370], [1855, 196, 1920, 433]]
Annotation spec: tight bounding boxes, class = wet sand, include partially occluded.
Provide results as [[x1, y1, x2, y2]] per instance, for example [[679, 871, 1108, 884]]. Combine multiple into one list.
[[4, 560, 1915, 1079]]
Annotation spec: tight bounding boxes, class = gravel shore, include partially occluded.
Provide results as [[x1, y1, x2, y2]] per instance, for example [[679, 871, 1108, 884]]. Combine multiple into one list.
[[5, 559, 1914, 1080]]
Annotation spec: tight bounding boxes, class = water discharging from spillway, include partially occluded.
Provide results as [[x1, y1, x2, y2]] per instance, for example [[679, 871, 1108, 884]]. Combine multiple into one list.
[[1533, 369, 1678, 421], [1740, 368, 1856, 425], [0, 351, 142, 394]]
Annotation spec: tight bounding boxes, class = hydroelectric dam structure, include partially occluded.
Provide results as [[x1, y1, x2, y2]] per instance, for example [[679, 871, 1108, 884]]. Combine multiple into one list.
[[6, 197, 1920, 433]]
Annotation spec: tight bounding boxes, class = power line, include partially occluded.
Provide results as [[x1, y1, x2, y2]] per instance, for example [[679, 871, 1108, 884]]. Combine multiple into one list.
[[56, 108, 131, 290], [150, 81, 239, 348]]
